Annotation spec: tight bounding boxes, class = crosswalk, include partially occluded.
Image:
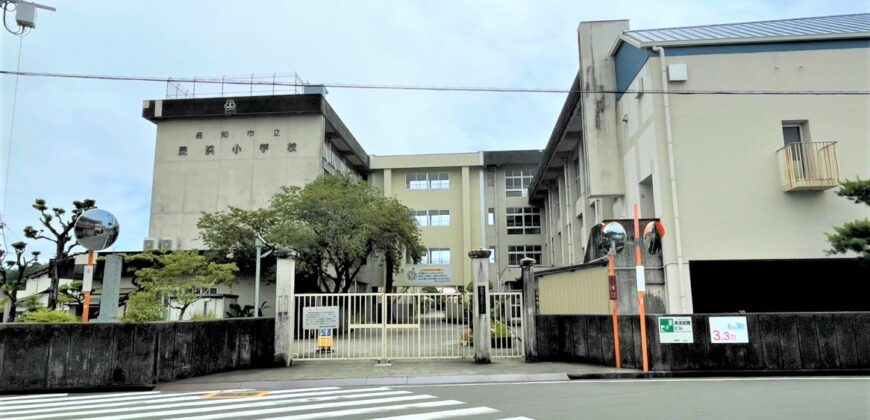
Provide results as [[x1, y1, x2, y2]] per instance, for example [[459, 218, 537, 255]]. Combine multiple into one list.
[[0, 386, 533, 420]]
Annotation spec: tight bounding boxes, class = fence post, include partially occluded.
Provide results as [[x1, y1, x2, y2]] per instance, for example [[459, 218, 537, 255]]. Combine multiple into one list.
[[274, 249, 296, 367], [520, 257, 537, 361], [469, 249, 492, 364]]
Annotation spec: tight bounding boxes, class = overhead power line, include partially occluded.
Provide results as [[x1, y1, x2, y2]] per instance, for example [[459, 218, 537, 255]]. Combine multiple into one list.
[[0, 70, 868, 96]]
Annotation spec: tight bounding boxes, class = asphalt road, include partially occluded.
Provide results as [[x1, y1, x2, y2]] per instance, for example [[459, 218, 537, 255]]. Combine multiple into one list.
[[397, 377, 870, 420], [2, 377, 866, 420]]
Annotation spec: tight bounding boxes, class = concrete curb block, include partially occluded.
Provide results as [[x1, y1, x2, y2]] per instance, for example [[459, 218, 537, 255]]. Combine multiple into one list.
[[157, 372, 571, 391], [568, 369, 870, 380]]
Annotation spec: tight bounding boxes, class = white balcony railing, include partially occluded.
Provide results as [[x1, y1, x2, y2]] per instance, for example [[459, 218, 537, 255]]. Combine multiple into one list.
[[776, 141, 840, 192]]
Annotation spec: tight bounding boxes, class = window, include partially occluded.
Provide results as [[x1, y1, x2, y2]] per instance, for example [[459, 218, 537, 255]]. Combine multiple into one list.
[[489, 246, 496, 264], [411, 210, 450, 227], [506, 207, 541, 234], [508, 245, 542, 266], [487, 208, 495, 225], [505, 169, 534, 197], [406, 172, 450, 190], [429, 210, 450, 226], [411, 210, 429, 226], [421, 248, 451, 265]]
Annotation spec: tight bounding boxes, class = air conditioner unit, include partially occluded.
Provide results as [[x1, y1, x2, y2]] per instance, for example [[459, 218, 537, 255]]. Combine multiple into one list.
[[143, 238, 157, 251], [158, 238, 179, 252]]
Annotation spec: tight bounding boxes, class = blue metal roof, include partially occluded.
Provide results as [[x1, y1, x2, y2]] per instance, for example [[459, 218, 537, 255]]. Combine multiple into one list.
[[621, 13, 870, 47]]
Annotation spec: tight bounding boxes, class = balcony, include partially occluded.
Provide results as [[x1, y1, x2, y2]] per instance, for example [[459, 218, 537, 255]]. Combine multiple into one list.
[[776, 141, 840, 192]]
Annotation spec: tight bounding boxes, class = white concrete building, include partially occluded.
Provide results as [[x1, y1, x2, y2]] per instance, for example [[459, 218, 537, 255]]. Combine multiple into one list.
[[530, 14, 870, 314]]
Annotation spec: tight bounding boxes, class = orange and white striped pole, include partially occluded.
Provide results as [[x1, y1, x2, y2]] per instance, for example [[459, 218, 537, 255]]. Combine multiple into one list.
[[82, 250, 95, 323], [608, 250, 621, 369], [634, 204, 650, 372]]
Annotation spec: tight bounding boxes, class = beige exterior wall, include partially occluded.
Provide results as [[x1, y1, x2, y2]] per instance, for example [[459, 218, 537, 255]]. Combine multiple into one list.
[[368, 153, 484, 288], [538, 266, 609, 315], [366, 153, 545, 290], [148, 114, 333, 249]]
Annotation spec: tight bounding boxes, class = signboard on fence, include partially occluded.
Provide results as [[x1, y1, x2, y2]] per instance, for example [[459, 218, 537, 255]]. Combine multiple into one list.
[[658, 316, 694, 343], [709, 316, 749, 344], [398, 265, 454, 286], [302, 306, 339, 330]]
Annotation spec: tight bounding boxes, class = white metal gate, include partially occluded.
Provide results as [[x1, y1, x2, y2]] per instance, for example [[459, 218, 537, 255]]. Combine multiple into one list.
[[292, 292, 524, 361]]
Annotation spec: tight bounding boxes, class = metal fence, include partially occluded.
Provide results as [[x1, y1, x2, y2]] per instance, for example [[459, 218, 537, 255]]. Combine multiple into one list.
[[292, 292, 523, 361]]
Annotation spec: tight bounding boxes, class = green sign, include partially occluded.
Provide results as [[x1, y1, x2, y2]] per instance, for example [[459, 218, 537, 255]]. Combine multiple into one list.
[[657, 316, 693, 343]]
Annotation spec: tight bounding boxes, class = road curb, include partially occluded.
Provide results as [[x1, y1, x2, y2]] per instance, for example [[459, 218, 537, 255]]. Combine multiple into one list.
[[157, 372, 571, 391], [567, 369, 870, 380]]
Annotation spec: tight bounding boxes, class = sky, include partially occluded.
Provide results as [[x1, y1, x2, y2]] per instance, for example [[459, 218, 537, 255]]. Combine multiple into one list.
[[0, 0, 865, 258]]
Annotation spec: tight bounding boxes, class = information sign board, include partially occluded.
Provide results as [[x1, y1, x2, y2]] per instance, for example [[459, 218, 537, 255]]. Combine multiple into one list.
[[302, 306, 339, 330], [658, 316, 693, 343], [709, 316, 749, 344]]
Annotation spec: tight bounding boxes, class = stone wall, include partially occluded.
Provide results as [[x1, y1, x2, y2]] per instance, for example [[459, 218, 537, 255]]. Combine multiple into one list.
[[0, 318, 275, 392], [536, 313, 870, 372]]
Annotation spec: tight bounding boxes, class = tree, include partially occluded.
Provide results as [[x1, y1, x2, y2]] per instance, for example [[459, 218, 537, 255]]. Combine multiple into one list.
[[826, 178, 870, 260], [130, 251, 238, 319], [0, 242, 41, 322], [122, 290, 165, 323], [23, 198, 96, 309], [58, 280, 87, 317], [199, 173, 425, 293]]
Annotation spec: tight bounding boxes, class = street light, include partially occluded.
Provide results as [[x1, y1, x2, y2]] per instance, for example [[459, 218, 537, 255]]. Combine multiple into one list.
[[253, 234, 272, 318]]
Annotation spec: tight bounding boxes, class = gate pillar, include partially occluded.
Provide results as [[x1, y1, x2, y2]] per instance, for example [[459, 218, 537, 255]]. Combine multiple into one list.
[[468, 249, 492, 364], [520, 257, 537, 361], [274, 249, 296, 367]]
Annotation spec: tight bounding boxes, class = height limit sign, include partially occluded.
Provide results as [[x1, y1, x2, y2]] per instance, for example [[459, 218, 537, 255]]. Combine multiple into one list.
[[658, 316, 693, 344]]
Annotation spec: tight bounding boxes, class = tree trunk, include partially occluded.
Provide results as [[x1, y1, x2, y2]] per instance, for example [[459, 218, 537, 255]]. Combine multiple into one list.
[[48, 244, 65, 310], [178, 304, 190, 320], [384, 256, 394, 293], [6, 297, 16, 322]]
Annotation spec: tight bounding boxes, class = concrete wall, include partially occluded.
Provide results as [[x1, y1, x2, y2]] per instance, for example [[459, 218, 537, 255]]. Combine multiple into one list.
[[615, 44, 870, 312], [0, 318, 275, 392], [149, 114, 328, 249], [538, 266, 609, 315], [484, 165, 547, 290], [535, 312, 870, 373]]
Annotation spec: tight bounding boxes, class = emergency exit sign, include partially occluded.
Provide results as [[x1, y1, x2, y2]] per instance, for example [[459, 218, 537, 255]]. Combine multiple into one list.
[[658, 316, 693, 343]]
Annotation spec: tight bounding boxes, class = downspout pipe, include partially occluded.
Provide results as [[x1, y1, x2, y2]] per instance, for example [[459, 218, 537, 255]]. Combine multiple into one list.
[[652, 45, 689, 313]]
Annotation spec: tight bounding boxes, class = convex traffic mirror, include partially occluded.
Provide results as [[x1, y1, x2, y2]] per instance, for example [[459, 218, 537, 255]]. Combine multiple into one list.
[[599, 222, 627, 253], [643, 221, 666, 255], [74, 209, 120, 251]]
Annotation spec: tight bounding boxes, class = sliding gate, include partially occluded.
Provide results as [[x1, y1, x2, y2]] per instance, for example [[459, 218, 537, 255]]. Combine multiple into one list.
[[292, 292, 524, 361]]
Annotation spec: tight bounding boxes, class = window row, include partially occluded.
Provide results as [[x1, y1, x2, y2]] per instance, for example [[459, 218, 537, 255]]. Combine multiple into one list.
[[506, 207, 541, 234], [322, 141, 348, 173], [508, 245, 543, 266], [407, 172, 450, 190], [411, 210, 450, 227], [505, 169, 534, 197]]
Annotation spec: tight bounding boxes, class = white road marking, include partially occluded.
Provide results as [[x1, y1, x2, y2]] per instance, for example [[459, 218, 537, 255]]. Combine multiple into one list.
[[0, 391, 164, 407], [260, 400, 465, 420], [370, 406, 500, 419], [1, 391, 209, 413], [171, 395, 438, 420], [0, 393, 68, 401], [5, 389, 408, 420]]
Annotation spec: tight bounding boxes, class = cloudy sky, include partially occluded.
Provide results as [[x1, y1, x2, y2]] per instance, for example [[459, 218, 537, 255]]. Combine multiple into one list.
[[0, 0, 864, 257]]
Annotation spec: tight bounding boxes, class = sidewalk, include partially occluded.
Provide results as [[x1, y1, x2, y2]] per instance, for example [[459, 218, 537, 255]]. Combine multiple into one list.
[[157, 359, 635, 391]]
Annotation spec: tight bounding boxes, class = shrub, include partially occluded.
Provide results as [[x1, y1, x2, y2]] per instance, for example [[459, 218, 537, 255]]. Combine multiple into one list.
[[190, 312, 218, 321], [123, 291, 165, 323], [20, 308, 79, 323]]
